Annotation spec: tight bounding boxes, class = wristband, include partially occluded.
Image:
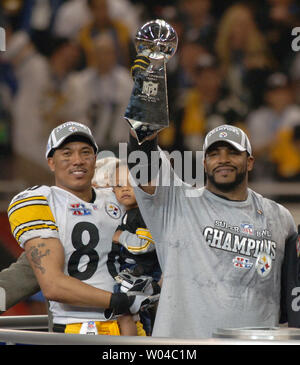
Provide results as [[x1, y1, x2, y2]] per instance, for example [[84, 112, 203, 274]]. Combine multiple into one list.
[[128, 134, 160, 184]]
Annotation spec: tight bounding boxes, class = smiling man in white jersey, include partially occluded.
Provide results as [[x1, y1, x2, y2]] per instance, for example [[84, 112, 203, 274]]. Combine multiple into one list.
[[127, 123, 298, 339], [7, 121, 151, 335]]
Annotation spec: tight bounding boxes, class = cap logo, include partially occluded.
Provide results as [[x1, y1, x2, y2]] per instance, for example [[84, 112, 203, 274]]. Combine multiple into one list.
[[68, 126, 78, 133], [219, 132, 227, 138]]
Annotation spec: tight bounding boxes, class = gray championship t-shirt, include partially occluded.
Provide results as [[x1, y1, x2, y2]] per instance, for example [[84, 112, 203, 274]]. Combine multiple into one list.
[[132, 151, 297, 339]]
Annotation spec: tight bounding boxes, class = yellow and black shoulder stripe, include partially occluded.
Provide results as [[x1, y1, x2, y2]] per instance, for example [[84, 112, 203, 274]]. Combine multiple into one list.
[[135, 228, 154, 244], [7, 195, 58, 244], [125, 228, 155, 253]]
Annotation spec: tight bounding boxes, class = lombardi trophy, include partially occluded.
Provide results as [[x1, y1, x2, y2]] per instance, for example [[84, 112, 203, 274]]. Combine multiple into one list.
[[124, 19, 178, 144]]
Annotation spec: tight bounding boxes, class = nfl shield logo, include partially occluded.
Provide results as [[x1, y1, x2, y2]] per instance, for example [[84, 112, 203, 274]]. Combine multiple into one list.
[[241, 223, 254, 235], [142, 81, 158, 97]]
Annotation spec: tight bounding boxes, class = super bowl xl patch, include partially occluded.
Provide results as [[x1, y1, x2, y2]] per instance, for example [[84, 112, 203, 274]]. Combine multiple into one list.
[[233, 256, 253, 269], [69, 203, 92, 216]]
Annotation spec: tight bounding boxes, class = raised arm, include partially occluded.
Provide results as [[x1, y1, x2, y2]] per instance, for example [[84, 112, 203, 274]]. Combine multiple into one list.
[[127, 132, 159, 195]]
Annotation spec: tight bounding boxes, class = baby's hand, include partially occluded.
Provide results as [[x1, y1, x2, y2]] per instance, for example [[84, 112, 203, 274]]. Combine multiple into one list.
[[112, 230, 122, 243]]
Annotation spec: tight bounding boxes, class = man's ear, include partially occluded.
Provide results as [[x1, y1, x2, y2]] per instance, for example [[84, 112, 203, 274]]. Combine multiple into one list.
[[203, 157, 207, 173], [247, 155, 255, 172], [47, 157, 55, 172]]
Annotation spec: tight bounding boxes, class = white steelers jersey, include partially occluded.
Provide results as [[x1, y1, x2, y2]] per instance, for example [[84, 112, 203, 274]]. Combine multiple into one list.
[[8, 185, 124, 324]]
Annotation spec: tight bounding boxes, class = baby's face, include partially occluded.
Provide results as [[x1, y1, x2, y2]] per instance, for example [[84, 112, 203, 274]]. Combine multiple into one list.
[[113, 166, 137, 209]]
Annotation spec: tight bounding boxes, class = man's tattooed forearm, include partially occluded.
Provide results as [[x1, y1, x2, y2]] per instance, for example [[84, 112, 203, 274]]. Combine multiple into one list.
[[27, 243, 50, 274]]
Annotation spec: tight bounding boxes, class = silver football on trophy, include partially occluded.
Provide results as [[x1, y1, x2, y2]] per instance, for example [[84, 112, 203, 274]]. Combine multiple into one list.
[[135, 19, 178, 62]]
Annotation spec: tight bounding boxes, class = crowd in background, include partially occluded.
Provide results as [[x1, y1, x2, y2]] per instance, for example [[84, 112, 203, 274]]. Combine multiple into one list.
[[1, 0, 300, 185]]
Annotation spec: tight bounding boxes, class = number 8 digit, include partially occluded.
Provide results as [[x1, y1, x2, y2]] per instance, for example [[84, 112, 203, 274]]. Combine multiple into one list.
[[67, 222, 100, 280]]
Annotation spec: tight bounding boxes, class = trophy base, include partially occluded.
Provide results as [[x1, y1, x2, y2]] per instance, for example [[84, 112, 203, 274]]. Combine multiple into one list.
[[125, 118, 166, 144]]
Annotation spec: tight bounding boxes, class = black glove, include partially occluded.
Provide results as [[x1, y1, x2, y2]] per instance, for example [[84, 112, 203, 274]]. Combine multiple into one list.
[[108, 292, 134, 315], [105, 291, 151, 319], [104, 275, 159, 319], [131, 54, 150, 79]]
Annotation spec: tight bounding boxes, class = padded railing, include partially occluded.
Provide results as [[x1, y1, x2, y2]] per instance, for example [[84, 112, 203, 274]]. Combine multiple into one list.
[[0, 316, 299, 345], [0, 314, 48, 330], [0, 288, 5, 312]]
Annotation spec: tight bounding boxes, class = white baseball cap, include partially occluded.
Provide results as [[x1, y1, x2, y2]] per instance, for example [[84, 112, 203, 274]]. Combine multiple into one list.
[[203, 124, 252, 155], [46, 121, 98, 158]]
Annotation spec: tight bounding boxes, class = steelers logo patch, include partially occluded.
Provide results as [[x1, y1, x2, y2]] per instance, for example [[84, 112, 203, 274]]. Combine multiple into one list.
[[256, 252, 272, 278], [68, 126, 78, 132], [105, 202, 121, 219]]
